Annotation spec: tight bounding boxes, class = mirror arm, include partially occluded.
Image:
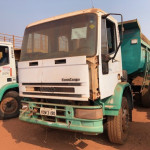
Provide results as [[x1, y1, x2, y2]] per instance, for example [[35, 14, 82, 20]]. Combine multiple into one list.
[[111, 42, 121, 61]]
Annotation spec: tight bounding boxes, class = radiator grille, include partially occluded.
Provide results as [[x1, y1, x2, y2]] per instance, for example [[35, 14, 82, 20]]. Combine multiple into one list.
[[34, 87, 75, 93], [22, 82, 87, 100], [22, 83, 81, 86]]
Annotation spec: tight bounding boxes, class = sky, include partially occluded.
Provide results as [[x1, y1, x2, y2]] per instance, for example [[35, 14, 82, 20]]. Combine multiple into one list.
[[0, 0, 150, 39]]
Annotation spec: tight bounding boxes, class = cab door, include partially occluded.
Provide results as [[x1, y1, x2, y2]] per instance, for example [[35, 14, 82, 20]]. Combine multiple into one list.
[[99, 17, 122, 99], [0, 45, 11, 88]]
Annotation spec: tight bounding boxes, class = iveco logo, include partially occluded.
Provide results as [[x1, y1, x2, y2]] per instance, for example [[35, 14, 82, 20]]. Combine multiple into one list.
[[62, 78, 80, 82]]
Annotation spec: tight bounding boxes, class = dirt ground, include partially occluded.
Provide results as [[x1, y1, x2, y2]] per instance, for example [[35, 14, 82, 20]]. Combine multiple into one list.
[[0, 107, 150, 150]]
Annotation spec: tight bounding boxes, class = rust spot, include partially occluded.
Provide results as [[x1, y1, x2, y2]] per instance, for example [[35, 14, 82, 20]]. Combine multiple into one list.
[[116, 87, 121, 92]]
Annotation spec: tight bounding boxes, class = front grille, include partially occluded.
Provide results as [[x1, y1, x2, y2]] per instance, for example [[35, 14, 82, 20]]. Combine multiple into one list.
[[20, 101, 102, 125], [22, 82, 86, 100], [23, 92, 82, 98], [32, 104, 66, 124], [42, 116, 56, 122], [34, 87, 75, 93], [22, 83, 81, 86]]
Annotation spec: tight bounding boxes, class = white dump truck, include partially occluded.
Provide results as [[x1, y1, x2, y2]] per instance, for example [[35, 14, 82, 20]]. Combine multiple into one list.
[[0, 41, 20, 119], [18, 8, 150, 144]]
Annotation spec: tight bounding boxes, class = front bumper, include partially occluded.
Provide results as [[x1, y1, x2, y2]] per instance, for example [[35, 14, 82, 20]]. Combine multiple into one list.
[[19, 101, 103, 134]]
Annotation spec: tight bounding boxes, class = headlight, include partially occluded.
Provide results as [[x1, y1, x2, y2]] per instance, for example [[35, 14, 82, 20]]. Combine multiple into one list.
[[75, 109, 103, 120]]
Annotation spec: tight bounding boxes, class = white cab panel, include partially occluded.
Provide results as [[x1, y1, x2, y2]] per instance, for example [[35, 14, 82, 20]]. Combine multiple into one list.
[[0, 42, 16, 89], [98, 14, 122, 99], [18, 56, 90, 101]]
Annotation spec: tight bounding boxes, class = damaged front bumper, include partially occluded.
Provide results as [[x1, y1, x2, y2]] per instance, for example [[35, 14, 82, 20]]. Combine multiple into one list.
[[19, 100, 104, 134]]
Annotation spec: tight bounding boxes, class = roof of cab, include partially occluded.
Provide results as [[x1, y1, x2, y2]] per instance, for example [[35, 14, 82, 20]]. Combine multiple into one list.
[[26, 8, 107, 28], [0, 41, 12, 45]]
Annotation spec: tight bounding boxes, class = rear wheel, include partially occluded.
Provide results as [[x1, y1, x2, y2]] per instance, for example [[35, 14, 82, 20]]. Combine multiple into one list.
[[0, 91, 20, 119], [107, 97, 129, 144]]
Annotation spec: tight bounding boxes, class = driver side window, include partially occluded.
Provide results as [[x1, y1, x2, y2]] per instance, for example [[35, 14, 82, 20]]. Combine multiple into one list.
[[106, 19, 117, 54], [0, 46, 9, 66], [101, 18, 117, 74]]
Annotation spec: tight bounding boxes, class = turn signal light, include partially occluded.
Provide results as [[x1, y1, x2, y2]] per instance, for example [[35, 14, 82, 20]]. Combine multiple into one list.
[[75, 109, 103, 120]]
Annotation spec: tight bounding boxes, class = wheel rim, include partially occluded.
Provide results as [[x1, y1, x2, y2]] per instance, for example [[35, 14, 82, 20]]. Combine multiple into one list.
[[0, 97, 18, 114]]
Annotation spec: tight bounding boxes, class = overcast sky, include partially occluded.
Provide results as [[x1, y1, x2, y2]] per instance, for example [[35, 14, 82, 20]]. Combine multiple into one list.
[[0, 0, 150, 39]]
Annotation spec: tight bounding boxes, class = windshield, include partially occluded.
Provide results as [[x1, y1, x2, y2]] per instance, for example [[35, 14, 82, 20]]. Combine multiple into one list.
[[21, 13, 97, 61]]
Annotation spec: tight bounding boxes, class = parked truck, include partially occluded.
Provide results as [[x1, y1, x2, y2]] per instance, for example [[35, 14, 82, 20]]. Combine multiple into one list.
[[18, 8, 150, 144], [0, 41, 20, 119], [119, 19, 150, 107]]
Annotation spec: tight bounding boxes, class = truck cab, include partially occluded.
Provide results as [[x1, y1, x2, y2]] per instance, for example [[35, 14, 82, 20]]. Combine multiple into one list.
[[0, 42, 16, 86], [0, 41, 20, 119], [19, 8, 133, 144]]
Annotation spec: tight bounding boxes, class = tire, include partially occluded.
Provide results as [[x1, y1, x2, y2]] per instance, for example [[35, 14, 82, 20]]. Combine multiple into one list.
[[0, 91, 20, 119], [107, 97, 129, 144]]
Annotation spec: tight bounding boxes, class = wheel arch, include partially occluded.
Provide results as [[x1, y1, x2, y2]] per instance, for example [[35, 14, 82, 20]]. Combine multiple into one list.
[[0, 83, 19, 102], [123, 86, 133, 110], [104, 82, 133, 116]]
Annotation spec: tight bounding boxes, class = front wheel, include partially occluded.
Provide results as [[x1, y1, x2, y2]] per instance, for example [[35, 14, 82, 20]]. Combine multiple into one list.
[[107, 97, 130, 144], [0, 91, 20, 119]]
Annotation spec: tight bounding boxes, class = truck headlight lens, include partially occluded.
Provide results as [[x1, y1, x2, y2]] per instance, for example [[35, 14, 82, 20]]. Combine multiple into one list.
[[75, 109, 103, 120]]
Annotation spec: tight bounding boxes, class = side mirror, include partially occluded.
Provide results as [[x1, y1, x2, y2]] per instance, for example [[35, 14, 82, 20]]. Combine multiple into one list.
[[102, 13, 124, 61]]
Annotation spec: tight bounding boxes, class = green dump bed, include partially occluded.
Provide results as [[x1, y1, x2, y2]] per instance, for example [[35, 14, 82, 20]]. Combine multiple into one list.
[[120, 19, 150, 75]]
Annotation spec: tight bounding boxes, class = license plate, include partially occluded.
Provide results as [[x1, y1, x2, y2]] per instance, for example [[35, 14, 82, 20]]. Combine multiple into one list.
[[40, 108, 56, 116]]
